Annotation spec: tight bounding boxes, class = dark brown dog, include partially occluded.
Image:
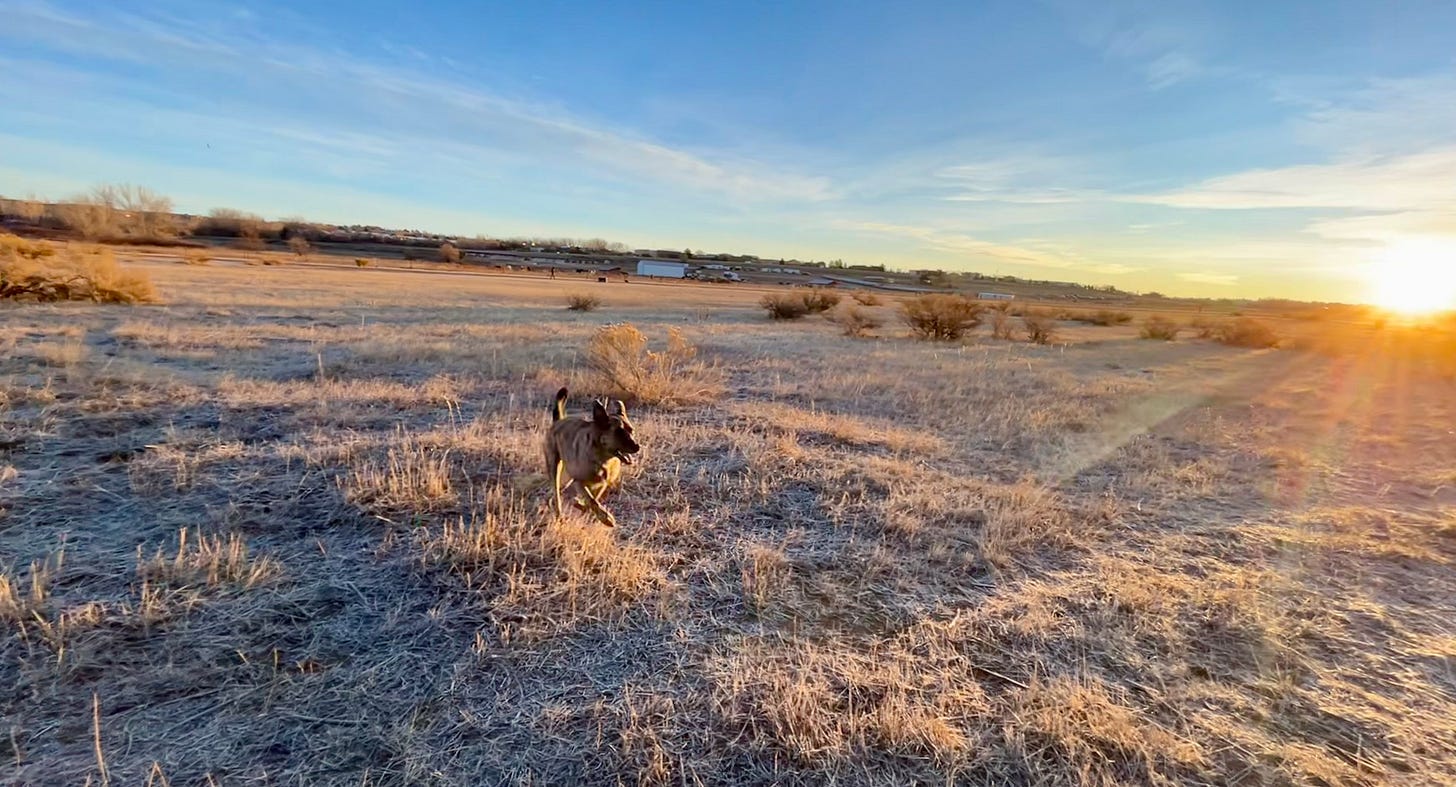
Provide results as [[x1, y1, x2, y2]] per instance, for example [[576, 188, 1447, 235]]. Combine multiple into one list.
[[544, 387, 640, 526]]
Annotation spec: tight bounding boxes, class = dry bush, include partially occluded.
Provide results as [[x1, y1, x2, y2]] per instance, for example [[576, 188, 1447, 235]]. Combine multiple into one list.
[[439, 243, 461, 264], [1022, 310, 1058, 344], [0, 234, 54, 260], [180, 248, 211, 265], [851, 291, 882, 306], [287, 236, 310, 256], [1139, 315, 1181, 341], [831, 304, 883, 337], [900, 294, 983, 340], [1189, 316, 1218, 338], [1, 243, 157, 303], [801, 289, 841, 314], [566, 292, 602, 312], [761, 293, 811, 320], [585, 323, 722, 407], [1215, 317, 1280, 348], [137, 529, 279, 590], [1070, 309, 1133, 326], [53, 184, 176, 240], [354, 258, 371, 267], [990, 308, 1018, 340]]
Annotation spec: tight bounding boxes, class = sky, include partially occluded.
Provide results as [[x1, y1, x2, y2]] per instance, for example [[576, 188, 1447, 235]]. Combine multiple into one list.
[[1, 0, 1453, 301]]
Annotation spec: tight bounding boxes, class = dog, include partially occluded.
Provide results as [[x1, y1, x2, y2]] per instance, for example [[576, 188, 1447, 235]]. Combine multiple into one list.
[[544, 387, 640, 527]]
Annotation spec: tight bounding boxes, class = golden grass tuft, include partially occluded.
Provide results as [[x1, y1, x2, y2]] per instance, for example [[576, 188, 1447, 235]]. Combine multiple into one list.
[[417, 489, 668, 640], [341, 432, 456, 513], [136, 529, 280, 590]]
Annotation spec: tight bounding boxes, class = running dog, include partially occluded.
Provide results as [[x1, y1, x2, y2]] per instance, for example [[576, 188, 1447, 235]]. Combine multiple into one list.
[[544, 387, 640, 527]]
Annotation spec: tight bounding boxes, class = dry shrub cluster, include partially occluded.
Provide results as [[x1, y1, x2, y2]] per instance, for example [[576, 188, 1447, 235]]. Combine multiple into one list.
[[830, 304, 884, 337], [1070, 309, 1133, 326], [1021, 310, 1058, 344], [566, 292, 603, 312], [1213, 317, 1280, 348], [901, 294, 983, 340], [801, 289, 842, 313], [760, 290, 842, 320], [585, 322, 722, 407], [1139, 315, 1181, 341], [851, 291, 883, 306], [1, 239, 157, 303], [760, 293, 810, 320], [1189, 317, 1218, 338], [990, 308, 1018, 340]]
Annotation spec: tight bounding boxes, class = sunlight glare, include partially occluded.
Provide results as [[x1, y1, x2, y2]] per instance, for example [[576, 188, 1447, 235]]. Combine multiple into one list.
[[1368, 238, 1456, 315]]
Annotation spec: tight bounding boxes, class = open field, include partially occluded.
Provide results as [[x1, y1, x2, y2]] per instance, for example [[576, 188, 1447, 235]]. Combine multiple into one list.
[[3, 253, 1455, 785]]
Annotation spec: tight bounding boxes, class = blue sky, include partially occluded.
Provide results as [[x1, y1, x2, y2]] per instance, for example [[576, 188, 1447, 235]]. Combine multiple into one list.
[[2, 0, 1454, 300]]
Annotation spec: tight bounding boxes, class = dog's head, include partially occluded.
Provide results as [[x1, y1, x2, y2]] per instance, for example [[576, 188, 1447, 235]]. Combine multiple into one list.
[[592, 398, 640, 465]]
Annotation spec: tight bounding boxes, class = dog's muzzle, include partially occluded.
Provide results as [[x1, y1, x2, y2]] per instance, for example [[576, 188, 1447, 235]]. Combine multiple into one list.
[[615, 450, 636, 466]]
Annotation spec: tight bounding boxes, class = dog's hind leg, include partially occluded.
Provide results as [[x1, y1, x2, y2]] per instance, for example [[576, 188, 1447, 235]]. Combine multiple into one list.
[[551, 459, 566, 520]]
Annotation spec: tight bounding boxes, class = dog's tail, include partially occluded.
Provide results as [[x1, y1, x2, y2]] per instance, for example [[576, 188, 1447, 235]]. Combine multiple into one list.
[[550, 387, 568, 422]]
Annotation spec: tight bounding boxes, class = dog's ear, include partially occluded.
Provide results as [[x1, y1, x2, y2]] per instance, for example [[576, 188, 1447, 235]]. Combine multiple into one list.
[[592, 399, 610, 425], [609, 399, 628, 417]]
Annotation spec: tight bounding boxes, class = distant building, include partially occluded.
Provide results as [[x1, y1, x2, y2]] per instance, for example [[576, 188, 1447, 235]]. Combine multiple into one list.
[[978, 292, 1016, 301], [636, 260, 688, 278]]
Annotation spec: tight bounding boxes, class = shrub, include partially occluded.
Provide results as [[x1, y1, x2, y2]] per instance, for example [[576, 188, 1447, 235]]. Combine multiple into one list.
[[831, 304, 883, 337], [801, 289, 841, 314], [1189, 317, 1218, 339], [1022, 310, 1058, 344], [585, 323, 722, 407], [851, 291, 882, 306], [1, 243, 157, 303], [901, 294, 983, 340], [439, 243, 461, 264], [0, 234, 54, 260], [287, 236, 310, 256], [761, 293, 811, 320], [1214, 317, 1279, 348], [566, 292, 602, 312], [991, 308, 1018, 340], [355, 258, 371, 268], [1070, 309, 1133, 326], [1139, 316, 1181, 341], [181, 249, 211, 265]]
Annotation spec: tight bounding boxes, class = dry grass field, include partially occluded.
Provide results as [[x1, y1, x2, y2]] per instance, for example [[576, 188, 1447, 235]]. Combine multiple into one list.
[[3, 252, 1455, 785]]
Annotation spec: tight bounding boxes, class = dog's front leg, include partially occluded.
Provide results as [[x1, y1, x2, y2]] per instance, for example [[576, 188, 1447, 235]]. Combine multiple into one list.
[[577, 484, 617, 528]]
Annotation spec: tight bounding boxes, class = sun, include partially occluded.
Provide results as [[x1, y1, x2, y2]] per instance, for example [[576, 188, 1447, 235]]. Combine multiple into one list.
[[1367, 238, 1456, 315]]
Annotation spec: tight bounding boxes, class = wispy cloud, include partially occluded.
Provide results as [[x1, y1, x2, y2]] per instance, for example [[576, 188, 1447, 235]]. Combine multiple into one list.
[[0, 1, 831, 205], [1048, 0, 1217, 89], [1178, 272, 1239, 286], [836, 220, 1138, 276]]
